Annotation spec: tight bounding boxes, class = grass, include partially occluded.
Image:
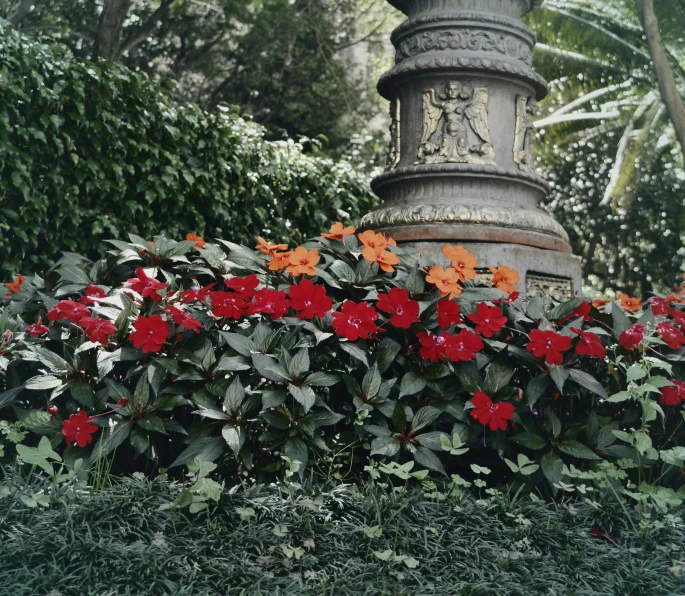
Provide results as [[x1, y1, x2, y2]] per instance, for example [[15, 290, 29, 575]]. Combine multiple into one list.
[[0, 476, 684, 595]]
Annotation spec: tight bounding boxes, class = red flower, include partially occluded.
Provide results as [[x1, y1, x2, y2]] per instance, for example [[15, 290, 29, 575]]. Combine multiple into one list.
[[210, 291, 248, 319], [79, 285, 108, 305], [225, 275, 259, 298], [61, 410, 98, 448], [670, 308, 685, 328], [376, 288, 419, 329], [561, 301, 592, 324], [417, 331, 452, 362], [124, 267, 167, 302], [657, 322, 685, 350], [288, 279, 332, 319], [129, 315, 169, 353], [505, 292, 520, 305], [79, 317, 118, 345], [166, 305, 203, 333], [572, 328, 605, 359], [660, 380, 685, 406], [25, 318, 49, 337], [178, 284, 216, 304], [649, 297, 670, 316], [526, 329, 572, 365], [47, 405, 58, 417], [332, 301, 378, 341], [47, 300, 90, 324], [466, 302, 507, 338], [469, 392, 515, 431], [619, 324, 646, 350], [247, 288, 290, 319], [446, 328, 484, 362], [437, 300, 461, 329]]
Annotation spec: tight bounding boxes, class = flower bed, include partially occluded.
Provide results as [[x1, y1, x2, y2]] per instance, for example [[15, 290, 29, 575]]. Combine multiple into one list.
[[1, 226, 684, 497]]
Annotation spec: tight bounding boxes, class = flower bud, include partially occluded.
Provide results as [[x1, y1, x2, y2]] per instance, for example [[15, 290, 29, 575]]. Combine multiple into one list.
[[47, 405, 58, 417], [118, 398, 129, 407]]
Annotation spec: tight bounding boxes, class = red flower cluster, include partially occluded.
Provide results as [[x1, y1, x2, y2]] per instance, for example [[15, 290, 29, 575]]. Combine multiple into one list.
[[248, 288, 290, 319], [129, 315, 169, 353], [417, 329, 483, 363], [572, 328, 605, 359], [47, 300, 90, 324], [466, 302, 507, 338], [166, 306, 203, 333], [660, 380, 685, 406], [288, 279, 332, 319], [437, 300, 461, 328], [178, 284, 215, 304], [62, 410, 98, 447], [470, 392, 515, 431], [619, 324, 646, 350], [80, 316, 118, 345], [332, 301, 378, 341], [124, 267, 167, 302], [210, 291, 249, 319], [376, 288, 419, 329], [561, 301, 592, 324], [526, 329, 571, 365], [657, 322, 685, 350], [225, 274, 259, 297], [79, 285, 108, 305], [25, 318, 49, 337], [649, 297, 670, 316]]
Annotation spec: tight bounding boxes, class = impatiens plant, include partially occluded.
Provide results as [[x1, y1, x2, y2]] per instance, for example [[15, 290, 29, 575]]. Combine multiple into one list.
[[0, 226, 684, 497]]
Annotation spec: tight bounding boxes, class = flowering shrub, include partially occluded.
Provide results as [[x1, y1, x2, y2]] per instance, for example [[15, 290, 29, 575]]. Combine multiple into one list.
[[1, 227, 684, 494]]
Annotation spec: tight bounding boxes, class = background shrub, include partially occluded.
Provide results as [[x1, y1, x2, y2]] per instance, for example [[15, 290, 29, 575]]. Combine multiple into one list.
[[0, 26, 377, 279]]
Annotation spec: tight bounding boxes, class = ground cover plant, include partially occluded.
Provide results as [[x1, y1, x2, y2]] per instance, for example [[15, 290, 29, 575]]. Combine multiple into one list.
[[1, 224, 684, 508], [0, 25, 377, 279], [0, 469, 683, 595]]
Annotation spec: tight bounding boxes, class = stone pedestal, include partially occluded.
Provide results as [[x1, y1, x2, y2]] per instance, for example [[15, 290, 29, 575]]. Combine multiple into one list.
[[361, 0, 582, 297]]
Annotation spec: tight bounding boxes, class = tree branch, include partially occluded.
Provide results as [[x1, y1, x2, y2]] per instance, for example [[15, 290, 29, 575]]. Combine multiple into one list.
[[117, 0, 172, 58], [92, 0, 131, 61], [635, 0, 685, 155], [8, 0, 34, 25]]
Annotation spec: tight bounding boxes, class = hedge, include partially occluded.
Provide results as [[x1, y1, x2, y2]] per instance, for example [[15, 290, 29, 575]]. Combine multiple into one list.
[[0, 25, 377, 278]]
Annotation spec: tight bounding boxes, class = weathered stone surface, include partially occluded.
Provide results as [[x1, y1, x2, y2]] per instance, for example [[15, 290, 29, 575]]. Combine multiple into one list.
[[362, 0, 582, 298]]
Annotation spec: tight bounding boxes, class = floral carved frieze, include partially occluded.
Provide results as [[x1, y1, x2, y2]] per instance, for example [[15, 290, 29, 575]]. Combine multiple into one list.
[[359, 203, 570, 241], [526, 274, 574, 301], [396, 29, 533, 66]]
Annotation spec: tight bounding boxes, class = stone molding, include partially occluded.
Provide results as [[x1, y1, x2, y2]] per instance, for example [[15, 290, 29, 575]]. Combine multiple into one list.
[[388, 0, 543, 18], [395, 29, 533, 66], [359, 203, 570, 241], [371, 162, 550, 192]]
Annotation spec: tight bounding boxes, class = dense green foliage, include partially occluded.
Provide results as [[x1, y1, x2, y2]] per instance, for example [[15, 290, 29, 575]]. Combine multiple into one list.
[[0, 26, 377, 279], [527, 0, 685, 294], [1, 474, 684, 595], [1, 231, 684, 502]]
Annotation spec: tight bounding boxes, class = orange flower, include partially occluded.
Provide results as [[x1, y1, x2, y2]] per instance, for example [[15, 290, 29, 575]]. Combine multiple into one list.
[[268, 251, 292, 271], [425, 266, 462, 299], [4, 274, 25, 293], [147, 241, 155, 247], [442, 244, 477, 282], [186, 233, 206, 248], [592, 297, 612, 309], [362, 245, 400, 273], [666, 292, 685, 304], [617, 292, 642, 312], [286, 247, 320, 276], [489, 266, 519, 294], [322, 222, 356, 240], [358, 230, 396, 251], [256, 236, 288, 257]]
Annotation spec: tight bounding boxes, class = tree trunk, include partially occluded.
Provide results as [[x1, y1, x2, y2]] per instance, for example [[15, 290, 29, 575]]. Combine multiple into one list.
[[92, 0, 131, 61], [8, 0, 35, 25], [635, 0, 685, 155]]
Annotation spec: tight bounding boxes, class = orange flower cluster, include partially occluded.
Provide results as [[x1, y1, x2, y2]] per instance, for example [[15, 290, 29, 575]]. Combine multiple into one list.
[[426, 266, 462, 299], [4, 274, 25, 293], [359, 230, 400, 273], [617, 292, 642, 312], [443, 244, 477, 283], [489, 265, 519, 294], [322, 222, 355, 240], [186, 233, 206, 248]]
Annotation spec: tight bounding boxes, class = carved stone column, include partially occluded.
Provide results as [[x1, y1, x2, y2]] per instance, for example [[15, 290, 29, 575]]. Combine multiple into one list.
[[361, 0, 582, 298]]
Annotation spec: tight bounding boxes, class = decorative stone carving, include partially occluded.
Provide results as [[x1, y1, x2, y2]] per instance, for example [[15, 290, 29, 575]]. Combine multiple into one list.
[[526, 274, 573, 301], [396, 30, 533, 66], [513, 95, 536, 172], [385, 99, 401, 171], [360, 203, 570, 241], [416, 81, 496, 166]]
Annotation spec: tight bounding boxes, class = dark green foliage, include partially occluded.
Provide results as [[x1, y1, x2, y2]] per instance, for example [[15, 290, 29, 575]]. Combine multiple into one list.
[[0, 26, 377, 279], [0, 477, 683, 595]]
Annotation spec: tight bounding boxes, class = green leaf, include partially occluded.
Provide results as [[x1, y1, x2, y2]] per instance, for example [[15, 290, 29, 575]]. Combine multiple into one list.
[[24, 375, 62, 390], [626, 364, 647, 382], [253, 354, 290, 383], [304, 371, 340, 387], [410, 406, 441, 433], [483, 359, 515, 395], [90, 422, 131, 464], [288, 348, 310, 379], [510, 432, 547, 450], [339, 342, 369, 367], [222, 333, 257, 357], [370, 435, 400, 457], [453, 362, 481, 393], [526, 374, 550, 408], [610, 302, 632, 336], [558, 440, 601, 460], [222, 423, 245, 457], [170, 437, 227, 468], [284, 436, 308, 471], [362, 365, 382, 399], [607, 391, 632, 403], [404, 264, 426, 295], [371, 339, 402, 374], [540, 451, 564, 487], [289, 384, 316, 412], [399, 371, 427, 398], [224, 377, 245, 414], [547, 298, 585, 321], [548, 365, 569, 393], [216, 355, 251, 371], [413, 446, 446, 475], [567, 369, 608, 398]]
